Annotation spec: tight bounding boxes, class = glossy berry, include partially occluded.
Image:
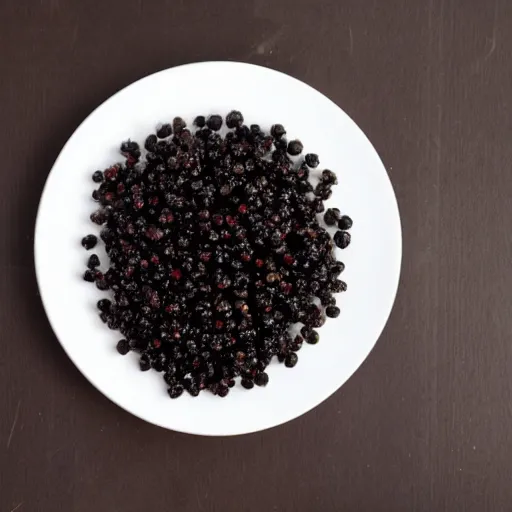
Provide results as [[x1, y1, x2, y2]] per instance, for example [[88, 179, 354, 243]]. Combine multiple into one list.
[[217, 385, 229, 398], [338, 215, 353, 230], [87, 254, 100, 269], [331, 261, 345, 276], [83, 270, 95, 282], [97, 299, 111, 312], [156, 123, 172, 138], [300, 325, 311, 338], [306, 330, 320, 344], [145, 134, 158, 151], [305, 153, 319, 168], [287, 139, 303, 156], [241, 378, 254, 389], [271, 124, 286, 138], [322, 169, 338, 185], [334, 230, 351, 249], [120, 140, 140, 158], [90, 210, 107, 225], [255, 372, 269, 387], [168, 385, 184, 399], [323, 208, 340, 226], [326, 306, 340, 318], [333, 280, 348, 293], [285, 353, 298, 368], [207, 115, 223, 131], [81, 235, 97, 250], [226, 110, 244, 129], [92, 171, 103, 183]]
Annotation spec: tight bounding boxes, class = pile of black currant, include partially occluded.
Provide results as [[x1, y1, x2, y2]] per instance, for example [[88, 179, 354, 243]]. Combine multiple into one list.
[[81, 111, 352, 398]]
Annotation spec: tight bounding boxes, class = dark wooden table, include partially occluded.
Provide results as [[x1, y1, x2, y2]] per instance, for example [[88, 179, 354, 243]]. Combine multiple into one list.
[[1, 1, 511, 510]]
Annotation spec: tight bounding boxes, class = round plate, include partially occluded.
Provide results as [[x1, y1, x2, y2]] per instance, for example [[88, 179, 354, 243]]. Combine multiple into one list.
[[34, 62, 401, 436]]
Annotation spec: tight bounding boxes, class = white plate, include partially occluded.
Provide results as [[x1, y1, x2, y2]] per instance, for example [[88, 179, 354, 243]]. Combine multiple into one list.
[[34, 62, 401, 436]]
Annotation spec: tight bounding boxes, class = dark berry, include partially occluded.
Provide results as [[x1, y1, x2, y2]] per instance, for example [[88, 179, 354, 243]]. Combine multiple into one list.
[[333, 280, 348, 293], [241, 378, 254, 389], [156, 123, 172, 138], [116, 339, 130, 355], [145, 134, 158, 151], [168, 385, 184, 399], [187, 386, 200, 397], [326, 306, 340, 318], [96, 278, 109, 291], [285, 353, 298, 368], [321, 294, 336, 307], [97, 299, 111, 312], [139, 356, 151, 372], [255, 372, 269, 387], [90, 210, 107, 225], [287, 139, 303, 156], [172, 117, 186, 133], [306, 330, 320, 344], [92, 171, 103, 183], [334, 231, 351, 249], [207, 115, 223, 131], [226, 110, 244, 129], [300, 325, 312, 338], [271, 124, 286, 138], [83, 270, 95, 282], [322, 169, 338, 185], [312, 199, 325, 213], [217, 385, 229, 398], [338, 215, 353, 230], [87, 254, 100, 269], [290, 335, 303, 351], [323, 208, 339, 226], [120, 140, 141, 158], [331, 261, 345, 276], [305, 153, 319, 168], [194, 115, 206, 128], [81, 234, 97, 250]]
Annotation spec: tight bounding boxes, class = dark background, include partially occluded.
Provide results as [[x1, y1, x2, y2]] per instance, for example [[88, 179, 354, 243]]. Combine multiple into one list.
[[1, 1, 511, 511]]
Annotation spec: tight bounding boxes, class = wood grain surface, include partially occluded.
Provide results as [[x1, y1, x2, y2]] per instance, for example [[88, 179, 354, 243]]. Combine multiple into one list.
[[1, 0, 511, 510]]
